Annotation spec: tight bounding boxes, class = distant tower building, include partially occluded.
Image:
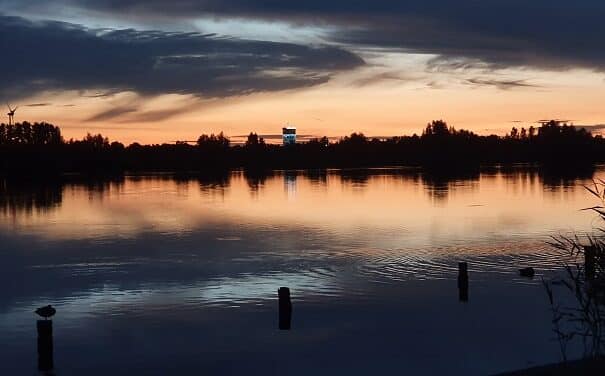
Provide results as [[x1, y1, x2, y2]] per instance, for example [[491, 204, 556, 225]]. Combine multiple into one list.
[[282, 126, 296, 145]]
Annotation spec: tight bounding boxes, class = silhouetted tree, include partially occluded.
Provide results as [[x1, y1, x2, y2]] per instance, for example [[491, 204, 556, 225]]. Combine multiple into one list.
[[342, 132, 367, 145], [509, 127, 519, 139], [69, 133, 110, 150], [110, 141, 125, 151], [245, 132, 265, 147], [308, 136, 330, 148], [520, 127, 527, 139], [197, 132, 230, 150], [422, 120, 452, 138]]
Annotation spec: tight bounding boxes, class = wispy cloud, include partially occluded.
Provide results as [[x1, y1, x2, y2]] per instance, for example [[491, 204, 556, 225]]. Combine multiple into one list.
[[350, 71, 410, 87], [118, 103, 201, 123]]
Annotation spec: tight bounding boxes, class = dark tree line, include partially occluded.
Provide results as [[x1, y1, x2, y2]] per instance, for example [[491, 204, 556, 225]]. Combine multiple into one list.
[[0, 119, 603, 175], [0, 122, 62, 146]]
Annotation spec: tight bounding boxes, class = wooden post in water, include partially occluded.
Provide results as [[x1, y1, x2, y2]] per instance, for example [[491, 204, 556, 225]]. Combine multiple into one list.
[[278, 287, 292, 330], [585, 245, 596, 281], [37, 320, 54, 371], [458, 262, 469, 302]]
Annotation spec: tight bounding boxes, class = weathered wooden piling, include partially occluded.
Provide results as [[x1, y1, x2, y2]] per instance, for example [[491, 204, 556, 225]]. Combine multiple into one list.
[[37, 320, 54, 371], [458, 262, 469, 302], [278, 287, 292, 330], [585, 245, 596, 281]]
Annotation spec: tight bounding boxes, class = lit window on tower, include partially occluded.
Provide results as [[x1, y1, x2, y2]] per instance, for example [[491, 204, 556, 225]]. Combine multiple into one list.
[[282, 127, 296, 145]]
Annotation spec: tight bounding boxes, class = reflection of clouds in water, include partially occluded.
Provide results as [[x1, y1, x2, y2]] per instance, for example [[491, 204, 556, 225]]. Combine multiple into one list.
[[199, 271, 341, 305], [0, 270, 342, 331], [29, 261, 140, 270], [0, 212, 585, 376], [0, 227, 353, 317]]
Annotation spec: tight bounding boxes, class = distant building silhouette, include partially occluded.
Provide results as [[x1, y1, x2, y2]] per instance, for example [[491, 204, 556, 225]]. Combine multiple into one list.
[[282, 126, 296, 145]]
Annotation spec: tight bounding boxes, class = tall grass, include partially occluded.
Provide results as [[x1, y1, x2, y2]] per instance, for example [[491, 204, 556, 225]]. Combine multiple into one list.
[[544, 179, 605, 360]]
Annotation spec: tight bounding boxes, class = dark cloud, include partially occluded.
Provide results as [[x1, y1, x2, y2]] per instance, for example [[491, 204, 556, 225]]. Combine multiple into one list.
[[25, 103, 52, 107], [86, 105, 138, 122], [82, 91, 120, 98], [59, 125, 161, 130], [9, 0, 604, 71], [0, 15, 364, 101], [465, 78, 539, 90], [86, 101, 201, 123], [119, 105, 200, 123]]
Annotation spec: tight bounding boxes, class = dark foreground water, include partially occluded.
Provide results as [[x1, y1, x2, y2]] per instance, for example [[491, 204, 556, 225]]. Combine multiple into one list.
[[0, 166, 601, 375]]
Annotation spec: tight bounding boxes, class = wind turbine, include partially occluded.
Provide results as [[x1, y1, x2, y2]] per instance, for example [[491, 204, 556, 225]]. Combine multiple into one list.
[[6, 104, 17, 125]]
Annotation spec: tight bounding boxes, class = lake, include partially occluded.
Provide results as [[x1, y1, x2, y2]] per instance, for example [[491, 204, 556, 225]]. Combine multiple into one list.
[[0, 166, 601, 375]]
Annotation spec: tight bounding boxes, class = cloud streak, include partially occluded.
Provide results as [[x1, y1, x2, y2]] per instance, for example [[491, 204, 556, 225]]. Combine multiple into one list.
[[86, 105, 138, 122], [578, 124, 605, 132], [465, 78, 540, 90]]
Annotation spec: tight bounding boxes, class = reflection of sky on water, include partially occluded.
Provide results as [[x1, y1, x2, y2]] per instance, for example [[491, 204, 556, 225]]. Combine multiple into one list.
[[0, 167, 600, 374], [1, 271, 341, 332], [0, 167, 600, 243]]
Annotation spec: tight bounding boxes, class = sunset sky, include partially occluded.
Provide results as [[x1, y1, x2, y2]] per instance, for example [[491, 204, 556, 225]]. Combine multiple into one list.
[[1, 1, 605, 144]]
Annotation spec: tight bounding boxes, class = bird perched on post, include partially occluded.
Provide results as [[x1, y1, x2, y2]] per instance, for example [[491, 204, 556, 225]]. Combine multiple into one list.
[[35, 305, 56, 320]]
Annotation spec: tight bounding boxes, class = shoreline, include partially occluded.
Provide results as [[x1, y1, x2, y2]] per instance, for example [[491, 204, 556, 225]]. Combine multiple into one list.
[[495, 357, 605, 375]]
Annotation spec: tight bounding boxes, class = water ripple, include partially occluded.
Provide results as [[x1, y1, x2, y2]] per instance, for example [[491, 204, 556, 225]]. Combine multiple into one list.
[[357, 240, 570, 283]]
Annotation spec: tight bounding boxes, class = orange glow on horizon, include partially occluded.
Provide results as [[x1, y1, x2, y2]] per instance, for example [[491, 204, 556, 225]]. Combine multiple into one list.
[[12, 67, 605, 145]]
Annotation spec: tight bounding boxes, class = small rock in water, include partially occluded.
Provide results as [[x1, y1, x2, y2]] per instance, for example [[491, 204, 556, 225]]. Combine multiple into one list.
[[519, 267, 535, 278]]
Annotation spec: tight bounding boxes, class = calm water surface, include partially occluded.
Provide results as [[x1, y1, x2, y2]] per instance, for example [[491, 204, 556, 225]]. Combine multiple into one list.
[[0, 167, 602, 375]]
